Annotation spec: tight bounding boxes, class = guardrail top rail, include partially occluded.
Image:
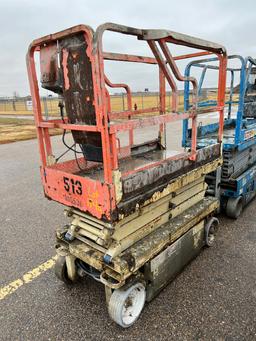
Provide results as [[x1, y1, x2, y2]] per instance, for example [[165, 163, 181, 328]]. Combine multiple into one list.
[[26, 23, 227, 221], [183, 55, 256, 149]]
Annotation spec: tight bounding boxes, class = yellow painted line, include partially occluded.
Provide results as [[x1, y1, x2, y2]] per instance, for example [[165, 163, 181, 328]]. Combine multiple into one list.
[[0, 255, 57, 301]]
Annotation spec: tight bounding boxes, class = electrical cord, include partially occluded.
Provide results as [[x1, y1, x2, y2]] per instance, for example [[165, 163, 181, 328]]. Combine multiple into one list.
[[62, 129, 83, 154], [56, 100, 84, 163], [59, 101, 83, 154], [74, 143, 87, 172], [55, 143, 76, 163]]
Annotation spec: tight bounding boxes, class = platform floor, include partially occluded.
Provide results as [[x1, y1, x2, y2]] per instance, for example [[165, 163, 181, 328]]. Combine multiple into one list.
[[197, 126, 235, 145], [80, 147, 180, 181]]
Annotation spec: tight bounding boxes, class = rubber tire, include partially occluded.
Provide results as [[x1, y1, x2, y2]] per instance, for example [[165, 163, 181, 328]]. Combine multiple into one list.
[[54, 256, 72, 285], [108, 282, 146, 328], [226, 196, 243, 219], [205, 217, 219, 247]]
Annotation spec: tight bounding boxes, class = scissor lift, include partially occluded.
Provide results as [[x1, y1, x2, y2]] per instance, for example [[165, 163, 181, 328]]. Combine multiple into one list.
[[27, 23, 226, 327], [183, 55, 256, 218]]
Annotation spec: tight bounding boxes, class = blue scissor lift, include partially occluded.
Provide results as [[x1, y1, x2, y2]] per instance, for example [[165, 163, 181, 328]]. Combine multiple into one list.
[[183, 55, 256, 218]]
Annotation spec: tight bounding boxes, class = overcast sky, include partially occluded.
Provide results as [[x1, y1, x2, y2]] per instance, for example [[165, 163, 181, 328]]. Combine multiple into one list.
[[0, 0, 256, 97]]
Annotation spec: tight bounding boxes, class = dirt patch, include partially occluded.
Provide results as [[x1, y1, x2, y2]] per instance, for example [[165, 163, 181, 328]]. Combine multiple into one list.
[[0, 117, 61, 144]]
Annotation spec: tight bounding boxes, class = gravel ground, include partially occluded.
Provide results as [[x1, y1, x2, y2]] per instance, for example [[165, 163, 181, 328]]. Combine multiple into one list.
[[0, 136, 256, 341]]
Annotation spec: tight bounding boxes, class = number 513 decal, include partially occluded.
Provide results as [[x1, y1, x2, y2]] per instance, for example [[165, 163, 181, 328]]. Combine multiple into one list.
[[63, 176, 83, 195]]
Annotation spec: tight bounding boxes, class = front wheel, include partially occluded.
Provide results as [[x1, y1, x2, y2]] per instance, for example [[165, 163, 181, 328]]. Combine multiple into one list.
[[108, 282, 146, 328]]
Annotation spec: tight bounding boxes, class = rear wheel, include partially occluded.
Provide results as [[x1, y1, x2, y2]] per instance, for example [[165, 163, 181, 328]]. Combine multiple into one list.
[[108, 282, 146, 328], [226, 196, 243, 219]]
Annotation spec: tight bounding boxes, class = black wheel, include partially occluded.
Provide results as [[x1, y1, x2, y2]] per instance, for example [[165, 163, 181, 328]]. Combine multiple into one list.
[[226, 196, 243, 219], [55, 256, 72, 284], [205, 217, 219, 247]]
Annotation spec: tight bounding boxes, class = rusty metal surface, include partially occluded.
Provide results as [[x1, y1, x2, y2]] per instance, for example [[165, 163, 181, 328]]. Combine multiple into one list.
[[121, 143, 220, 197], [60, 33, 102, 161], [40, 43, 62, 94], [60, 34, 96, 125], [118, 155, 222, 217]]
